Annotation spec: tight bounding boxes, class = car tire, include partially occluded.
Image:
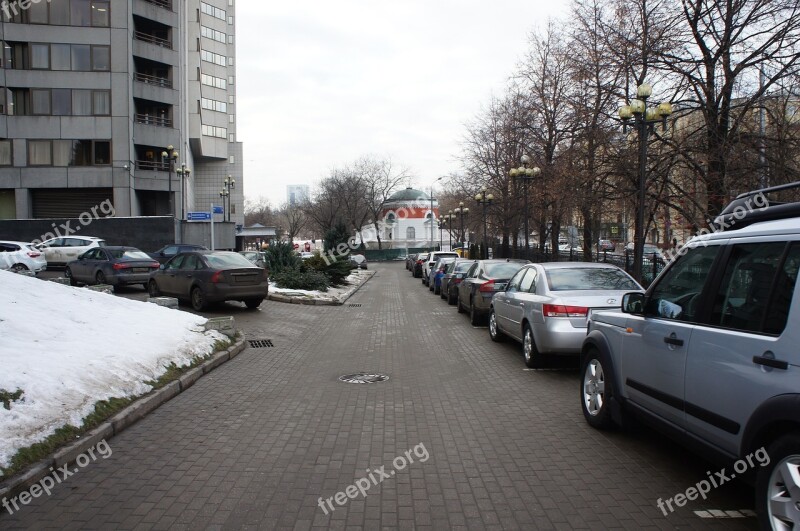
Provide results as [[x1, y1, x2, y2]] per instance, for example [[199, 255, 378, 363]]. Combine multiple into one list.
[[95, 270, 107, 285], [10, 263, 28, 273], [580, 348, 616, 429], [148, 280, 161, 297], [191, 287, 207, 311], [244, 298, 263, 309], [457, 294, 465, 313], [65, 267, 77, 286], [469, 300, 482, 326], [756, 433, 800, 530], [488, 310, 503, 342], [522, 324, 545, 368], [448, 288, 457, 306], [429, 282, 434, 292]]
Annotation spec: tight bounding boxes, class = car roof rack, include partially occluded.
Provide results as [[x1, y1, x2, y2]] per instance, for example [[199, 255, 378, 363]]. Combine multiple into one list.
[[711, 180, 800, 232]]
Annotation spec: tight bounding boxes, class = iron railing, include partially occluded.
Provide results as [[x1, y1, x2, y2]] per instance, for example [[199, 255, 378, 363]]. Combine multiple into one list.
[[133, 72, 172, 88], [135, 113, 172, 127], [134, 31, 171, 49]]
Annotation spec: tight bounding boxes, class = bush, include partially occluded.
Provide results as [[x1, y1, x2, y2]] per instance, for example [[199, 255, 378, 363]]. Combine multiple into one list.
[[324, 221, 351, 253], [303, 253, 354, 286], [273, 267, 329, 292], [263, 241, 301, 276]]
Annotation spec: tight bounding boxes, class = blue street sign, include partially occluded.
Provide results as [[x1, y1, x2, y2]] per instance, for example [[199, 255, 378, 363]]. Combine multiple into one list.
[[213, 206, 224, 214], [187, 212, 211, 221]]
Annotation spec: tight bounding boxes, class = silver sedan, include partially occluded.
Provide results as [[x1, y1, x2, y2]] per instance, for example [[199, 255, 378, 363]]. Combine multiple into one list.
[[488, 262, 643, 368]]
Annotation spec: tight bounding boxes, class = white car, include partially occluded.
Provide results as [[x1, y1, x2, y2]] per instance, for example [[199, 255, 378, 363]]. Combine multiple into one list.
[[36, 236, 106, 267], [0, 240, 47, 273], [300, 251, 314, 260]]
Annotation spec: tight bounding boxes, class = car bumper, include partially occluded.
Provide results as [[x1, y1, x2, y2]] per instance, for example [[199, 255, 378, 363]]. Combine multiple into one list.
[[472, 292, 496, 315], [108, 272, 153, 285], [532, 319, 587, 354], [204, 283, 269, 302]]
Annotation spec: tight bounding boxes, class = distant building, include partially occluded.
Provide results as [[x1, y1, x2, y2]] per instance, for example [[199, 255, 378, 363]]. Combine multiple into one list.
[[357, 187, 451, 249], [287, 185, 310, 205]]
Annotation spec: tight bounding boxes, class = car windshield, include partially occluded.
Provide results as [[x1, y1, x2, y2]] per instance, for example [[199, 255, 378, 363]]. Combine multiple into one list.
[[204, 253, 256, 269], [545, 268, 640, 291], [109, 250, 151, 260], [484, 262, 526, 278]]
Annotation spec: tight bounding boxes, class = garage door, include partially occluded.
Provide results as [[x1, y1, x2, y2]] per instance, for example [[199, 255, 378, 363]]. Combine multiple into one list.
[[31, 188, 113, 219]]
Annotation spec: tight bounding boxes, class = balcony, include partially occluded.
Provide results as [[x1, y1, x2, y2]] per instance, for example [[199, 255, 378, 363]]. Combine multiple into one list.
[[135, 113, 172, 128], [134, 31, 171, 49], [135, 160, 169, 172], [134, 72, 172, 88], [142, 0, 171, 8]]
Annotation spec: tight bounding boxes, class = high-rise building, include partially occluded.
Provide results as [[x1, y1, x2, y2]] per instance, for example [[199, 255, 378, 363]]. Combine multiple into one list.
[[0, 0, 243, 227], [287, 184, 309, 206]]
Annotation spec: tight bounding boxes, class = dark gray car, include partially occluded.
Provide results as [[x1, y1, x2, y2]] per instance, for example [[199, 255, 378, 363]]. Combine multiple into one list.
[[457, 259, 530, 325], [66, 247, 159, 289], [148, 251, 268, 311]]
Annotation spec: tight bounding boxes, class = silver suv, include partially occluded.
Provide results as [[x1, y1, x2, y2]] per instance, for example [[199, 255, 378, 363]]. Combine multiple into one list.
[[579, 182, 800, 529]]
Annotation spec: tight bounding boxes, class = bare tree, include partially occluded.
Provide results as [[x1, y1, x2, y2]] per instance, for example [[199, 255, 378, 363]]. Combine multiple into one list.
[[276, 202, 308, 242], [358, 157, 411, 250]]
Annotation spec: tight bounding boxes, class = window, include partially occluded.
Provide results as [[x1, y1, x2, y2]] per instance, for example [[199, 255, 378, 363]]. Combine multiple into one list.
[[50, 0, 70, 24], [201, 97, 227, 113], [71, 45, 90, 71], [229, 155, 234, 163], [229, 133, 234, 142], [0, 140, 11, 166], [91, 46, 110, 71], [93, 141, 110, 164], [51, 44, 71, 70], [28, 141, 52, 165], [29, 0, 49, 23], [228, 75, 234, 85], [53, 140, 73, 166], [71, 0, 91, 26], [32, 89, 50, 115], [92, 90, 110, 115], [201, 49, 226, 66], [520, 268, 536, 292], [201, 73, 226, 89], [506, 268, 527, 292], [228, 95, 235, 104], [72, 90, 92, 115], [201, 26, 226, 43], [31, 44, 49, 69], [91, 1, 110, 27], [201, 124, 227, 138], [200, 2, 226, 20], [710, 242, 798, 335], [545, 267, 639, 291], [52, 89, 71, 116], [644, 245, 720, 321], [406, 227, 415, 240]]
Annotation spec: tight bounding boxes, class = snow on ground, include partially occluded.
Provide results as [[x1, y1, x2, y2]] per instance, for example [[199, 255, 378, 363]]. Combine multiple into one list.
[[269, 269, 373, 301], [0, 271, 226, 470]]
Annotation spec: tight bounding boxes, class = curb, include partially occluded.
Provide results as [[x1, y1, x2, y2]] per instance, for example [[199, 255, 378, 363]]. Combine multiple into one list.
[[267, 270, 375, 306], [0, 337, 247, 501]]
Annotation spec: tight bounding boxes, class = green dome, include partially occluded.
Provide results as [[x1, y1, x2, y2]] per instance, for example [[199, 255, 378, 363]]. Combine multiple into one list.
[[387, 187, 430, 202]]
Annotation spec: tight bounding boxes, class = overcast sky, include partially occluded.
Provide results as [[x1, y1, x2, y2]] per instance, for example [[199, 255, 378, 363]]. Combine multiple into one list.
[[237, 1, 571, 207]]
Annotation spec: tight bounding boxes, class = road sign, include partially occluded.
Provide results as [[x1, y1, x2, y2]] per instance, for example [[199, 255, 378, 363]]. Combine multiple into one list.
[[213, 206, 224, 214], [187, 212, 211, 221], [293, 243, 300, 250]]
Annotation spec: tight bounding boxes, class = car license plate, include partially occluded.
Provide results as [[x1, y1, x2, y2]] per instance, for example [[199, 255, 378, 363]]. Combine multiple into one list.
[[132, 268, 149, 273]]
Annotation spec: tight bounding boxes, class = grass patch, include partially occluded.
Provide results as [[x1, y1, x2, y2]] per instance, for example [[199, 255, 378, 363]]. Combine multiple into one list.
[[0, 389, 23, 410], [0, 334, 239, 479]]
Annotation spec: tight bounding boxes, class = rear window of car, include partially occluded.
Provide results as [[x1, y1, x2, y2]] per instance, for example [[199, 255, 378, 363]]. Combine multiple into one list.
[[455, 261, 475, 272], [109, 250, 151, 260], [484, 262, 526, 278], [545, 268, 640, 291], [204, 253, 256, 268]]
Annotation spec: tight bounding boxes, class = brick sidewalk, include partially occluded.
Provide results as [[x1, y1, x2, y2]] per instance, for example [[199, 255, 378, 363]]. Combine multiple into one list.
[[2, 264, 755, 529]]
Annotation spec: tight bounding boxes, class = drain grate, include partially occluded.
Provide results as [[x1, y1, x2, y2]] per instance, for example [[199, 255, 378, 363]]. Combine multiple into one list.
[[248, 339, 274, 348], [348, 304, 362, 308], [339, 373, 389, 384]]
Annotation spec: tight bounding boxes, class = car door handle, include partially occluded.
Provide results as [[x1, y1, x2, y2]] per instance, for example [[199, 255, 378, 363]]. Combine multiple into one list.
[[663, 335, 684, 347], [753, 355, 788, 370]]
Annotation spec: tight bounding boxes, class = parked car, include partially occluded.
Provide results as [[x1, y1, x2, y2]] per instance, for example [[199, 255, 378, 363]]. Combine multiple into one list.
[[625, 242, 665, 262], [422, 251, 459, 286], [457, 259, 530, 325], [66, 247, 160, 289], [429, 257, 456, 294], [349, 254, 368, 270], [489, 262, 642, 368], [300, 251, 314, 260], [406, 253, 418, 271], [36, 236, 106, 267], [579, 182, 800, 529], [148, 251, 268, 311], [441, 259, 477, 305], [148, 244, 209, 264], [598, 239, 615, 252], [413, 253, 429, 278], [0, 240, 47, 273], [239, 250, 267, 268]]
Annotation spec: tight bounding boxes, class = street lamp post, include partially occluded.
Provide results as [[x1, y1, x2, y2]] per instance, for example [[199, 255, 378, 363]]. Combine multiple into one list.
[[160, 145, 178, 218], [176, 163, 191, 220], [453, 202, 469, 254], [509, 155, 541, 259], [475, 187, 494, 259], [619, 83, 672, 283], [430, 176, 444, 252], [219, 174, 235, 222]]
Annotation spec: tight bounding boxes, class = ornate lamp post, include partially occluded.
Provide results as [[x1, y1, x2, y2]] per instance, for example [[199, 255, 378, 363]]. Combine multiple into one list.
[[475, 187, 494, 259], [219, 174, 235, 222], [619, 83, 672, 283], [509, 155, 541, 258], [429, 176, 444, 252], [160, 145, 178, 218], [176, 163, 191, 220], [453, 202, 469, 253]]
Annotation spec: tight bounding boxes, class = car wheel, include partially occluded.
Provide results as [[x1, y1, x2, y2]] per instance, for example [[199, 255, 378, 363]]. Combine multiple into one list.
[[191, 287, 207, 311], [457, 294, 465, 313], [756, 433, 800, 530], [522, 324, 545, 368], [434, 284, 440, 295], [448, 288, 457, 305], [469, 300, 482, 326], [488, 310, 503, 342], [95, 270, 107, 285], [244, 298, 263, 309], [429, 282, 434, 292], [65, 267, 77, 286], [148, 280, 161, 297], [580, 348, 616, 429], [10, 263, 27, 273]]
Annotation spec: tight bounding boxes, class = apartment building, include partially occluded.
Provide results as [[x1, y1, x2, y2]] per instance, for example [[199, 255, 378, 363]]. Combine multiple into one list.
[[0, 0, 243, 227]]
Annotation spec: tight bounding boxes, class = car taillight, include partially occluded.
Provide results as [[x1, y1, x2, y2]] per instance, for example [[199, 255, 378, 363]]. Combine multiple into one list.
[[112, 263, 131, 270], [543, 304, 589, 318], [150, 262, 160, 268], [453, 278, 463, 285], [478, 279, 496, 292], [27, 251, 41, 258], [210, 271, 223, 283]]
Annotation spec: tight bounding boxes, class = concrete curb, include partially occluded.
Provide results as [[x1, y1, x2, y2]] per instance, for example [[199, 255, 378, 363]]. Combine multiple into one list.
[[267, 270, 375, 306], [0, 337, 247, 501]]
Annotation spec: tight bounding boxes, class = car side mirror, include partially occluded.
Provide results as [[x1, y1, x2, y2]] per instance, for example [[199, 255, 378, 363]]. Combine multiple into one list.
[[622, 292, 645, 315], [159, 264, 166, 270]]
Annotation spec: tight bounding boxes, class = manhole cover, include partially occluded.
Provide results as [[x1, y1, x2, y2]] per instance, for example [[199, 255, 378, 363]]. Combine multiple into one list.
[[249, 339, 274, 348], [348, 304, 362, 308], [339, 373, 389, 384]]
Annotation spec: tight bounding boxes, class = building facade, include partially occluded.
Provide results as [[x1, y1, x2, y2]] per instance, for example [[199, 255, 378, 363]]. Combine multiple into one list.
[[286, 184, 309, 206], [358, 187, 449, 249], [0, 0, 243, 228]]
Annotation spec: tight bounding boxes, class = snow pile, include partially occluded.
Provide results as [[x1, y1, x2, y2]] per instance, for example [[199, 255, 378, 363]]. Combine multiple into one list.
[[0, 271, 226, 469], [270, 269, 373, 301]]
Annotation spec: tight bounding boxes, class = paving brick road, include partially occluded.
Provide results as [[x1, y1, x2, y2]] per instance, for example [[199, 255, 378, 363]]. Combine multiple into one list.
[[5, 264, 756, 529]]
